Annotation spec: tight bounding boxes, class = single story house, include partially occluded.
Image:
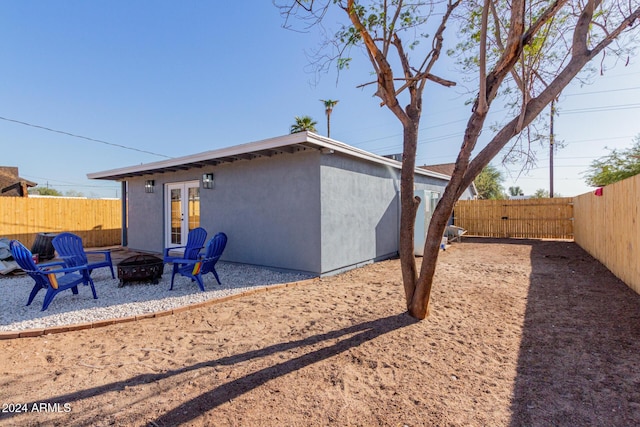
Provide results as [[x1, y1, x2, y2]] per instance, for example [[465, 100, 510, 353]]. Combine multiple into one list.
[[88, 132, 475, 276]]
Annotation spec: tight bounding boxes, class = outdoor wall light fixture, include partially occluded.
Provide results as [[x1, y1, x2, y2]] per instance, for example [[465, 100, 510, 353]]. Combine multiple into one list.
[[202, 173, 215, 189], [145, 180, 155, 193]]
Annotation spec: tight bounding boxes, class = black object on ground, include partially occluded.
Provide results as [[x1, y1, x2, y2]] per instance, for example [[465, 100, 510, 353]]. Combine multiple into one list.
[[117, 254, 163, 287]]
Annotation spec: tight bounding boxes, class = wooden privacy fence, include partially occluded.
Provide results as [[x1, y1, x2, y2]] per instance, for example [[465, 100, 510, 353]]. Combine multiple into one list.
[[454, 181, 639, 296], [454, 197, 574, 240], [0, 197, 122, 249], [573, 174, 640, 294]]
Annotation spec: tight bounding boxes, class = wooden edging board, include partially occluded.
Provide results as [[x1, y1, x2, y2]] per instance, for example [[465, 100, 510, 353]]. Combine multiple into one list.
[[0, 278, 318, 340]]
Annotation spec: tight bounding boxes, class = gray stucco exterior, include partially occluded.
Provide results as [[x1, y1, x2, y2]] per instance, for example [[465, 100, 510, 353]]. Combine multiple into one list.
[[201, 150, 322, 274], [90, 133, 458, 276]]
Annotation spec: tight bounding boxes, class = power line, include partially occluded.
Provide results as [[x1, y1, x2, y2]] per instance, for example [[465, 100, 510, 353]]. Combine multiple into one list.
[[21, 173, 118, 189], [561, 135, 634, 144], [43, 183, 119, 189], [0, 116, 172, 159], [561, 103, 640, 114], [348, 84, 640, 149], [23, 174, 96, 186], [350, 118, 468, 148], [564, 86, 640, 97]]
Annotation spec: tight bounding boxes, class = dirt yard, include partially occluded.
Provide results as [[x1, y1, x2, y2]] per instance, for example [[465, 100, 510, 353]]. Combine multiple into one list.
[[1, 239, 639, 427]]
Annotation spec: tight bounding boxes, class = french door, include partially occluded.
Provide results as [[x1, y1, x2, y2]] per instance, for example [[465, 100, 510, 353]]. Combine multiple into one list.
[[165, 181, 201, 250]]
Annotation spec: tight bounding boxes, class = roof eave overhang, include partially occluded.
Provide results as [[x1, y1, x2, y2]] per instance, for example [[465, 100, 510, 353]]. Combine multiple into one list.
[[87, 132, 450, 182]]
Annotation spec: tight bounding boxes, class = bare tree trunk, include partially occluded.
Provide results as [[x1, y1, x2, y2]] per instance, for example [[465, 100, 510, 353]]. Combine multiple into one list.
[[398, 112, 421, 310], [408, 199, 451, 318], [407, 106, 488, 318]]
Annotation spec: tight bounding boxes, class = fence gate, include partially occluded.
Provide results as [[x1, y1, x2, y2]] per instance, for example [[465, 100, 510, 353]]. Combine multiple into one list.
[[454, 198, 574, 240]]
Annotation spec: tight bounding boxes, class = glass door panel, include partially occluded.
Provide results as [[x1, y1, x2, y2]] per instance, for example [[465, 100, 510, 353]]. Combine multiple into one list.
[[170, 188, 183, 245], [165, 181, 200, 249], [187, 186, 200, 233]]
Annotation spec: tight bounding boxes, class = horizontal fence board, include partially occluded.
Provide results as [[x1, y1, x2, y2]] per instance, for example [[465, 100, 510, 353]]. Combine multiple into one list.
[[454, 198, 574, 240], [0, 197, 122, 249]]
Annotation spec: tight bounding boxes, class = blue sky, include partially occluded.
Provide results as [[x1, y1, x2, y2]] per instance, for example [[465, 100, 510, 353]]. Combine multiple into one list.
[[2, 1, 639, 199]]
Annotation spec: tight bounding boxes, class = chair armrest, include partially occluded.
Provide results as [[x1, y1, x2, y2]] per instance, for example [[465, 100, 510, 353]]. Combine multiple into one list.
[[37, 260, 66, 269], [41, 264, 90, 275], [85, 250, 111, 257], [171, 257, 198, 265], [57, 255, 86, 267], [184, 246, 205, 258], [164, 246, 188, 256], [170, 258, 204, 270]]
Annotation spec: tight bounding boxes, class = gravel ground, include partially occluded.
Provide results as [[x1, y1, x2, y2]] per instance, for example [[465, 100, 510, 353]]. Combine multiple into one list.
[[0, 262, 312, 332]]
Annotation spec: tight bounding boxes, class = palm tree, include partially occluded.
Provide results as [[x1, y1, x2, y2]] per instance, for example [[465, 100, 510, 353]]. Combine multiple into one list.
[[320, 99, 339, 138], [290, 115, 318, 134]]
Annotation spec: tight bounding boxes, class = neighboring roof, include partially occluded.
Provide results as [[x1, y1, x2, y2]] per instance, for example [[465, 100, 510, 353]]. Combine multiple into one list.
[[88, 132, 452, 182], [419, 163, 456, 176], [0, 166, 37, 197], [420, 163, 479, 198]]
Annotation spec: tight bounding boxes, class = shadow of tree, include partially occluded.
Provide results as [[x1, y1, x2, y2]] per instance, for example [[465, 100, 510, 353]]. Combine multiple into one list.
[[509, 240, 640, 426], [152, 312, 417, 425], [3, 312, 417, 425]]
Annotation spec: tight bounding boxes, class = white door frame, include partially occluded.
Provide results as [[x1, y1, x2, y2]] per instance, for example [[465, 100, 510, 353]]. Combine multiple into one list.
[[164, 181, 200, 250]]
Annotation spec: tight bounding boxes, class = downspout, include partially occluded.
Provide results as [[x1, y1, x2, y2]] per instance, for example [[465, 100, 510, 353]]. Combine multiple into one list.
[[121, 181, 128, 247]]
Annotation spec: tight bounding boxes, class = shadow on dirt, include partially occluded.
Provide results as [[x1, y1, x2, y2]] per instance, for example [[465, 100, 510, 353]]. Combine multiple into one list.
[[504, 238, 640, 426], [2, 312, 417, 426]]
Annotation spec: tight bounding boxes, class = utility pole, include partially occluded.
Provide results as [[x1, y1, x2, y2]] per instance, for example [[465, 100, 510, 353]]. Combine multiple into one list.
[[549, 99, 555, 198]]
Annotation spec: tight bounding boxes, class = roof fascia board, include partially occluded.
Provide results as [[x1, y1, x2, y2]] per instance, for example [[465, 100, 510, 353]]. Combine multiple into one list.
[[304, 133, 450, 181], [87, 133, 308, 180], [87, 131, 450, 181]]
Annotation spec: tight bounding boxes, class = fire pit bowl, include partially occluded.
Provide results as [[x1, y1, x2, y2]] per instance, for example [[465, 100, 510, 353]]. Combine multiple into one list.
[[117, 254, 164, 287]]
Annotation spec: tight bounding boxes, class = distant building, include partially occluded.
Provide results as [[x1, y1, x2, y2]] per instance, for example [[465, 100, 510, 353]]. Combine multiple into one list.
[[0, 167, 37, 197]]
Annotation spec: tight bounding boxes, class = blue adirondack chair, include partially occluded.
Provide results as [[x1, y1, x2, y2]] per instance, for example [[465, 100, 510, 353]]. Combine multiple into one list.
[[170, 232, 227, 292], [163, 227, 207, 264], [52, 232, 115, 278], [10, 240, 98, 311]]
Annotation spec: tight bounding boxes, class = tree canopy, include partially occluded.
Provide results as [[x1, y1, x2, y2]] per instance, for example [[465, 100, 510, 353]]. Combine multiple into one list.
[[475, 165, 505, 199], [28, 187, 63, 196], [532, 188, 550, 198], [583, 135, 640, 186]]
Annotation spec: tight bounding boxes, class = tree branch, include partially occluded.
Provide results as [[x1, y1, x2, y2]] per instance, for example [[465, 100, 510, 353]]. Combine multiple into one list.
[[417, 0, 461, 92], [477, 0, 490, 114], [345, 0, 405, 120], [356, 73, 456, 90], [393, 33, 415, 86], [383, 0, 404, 58]]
